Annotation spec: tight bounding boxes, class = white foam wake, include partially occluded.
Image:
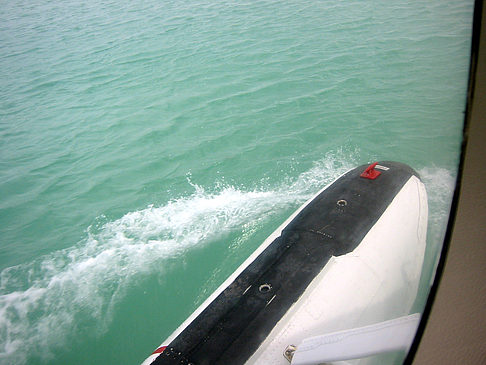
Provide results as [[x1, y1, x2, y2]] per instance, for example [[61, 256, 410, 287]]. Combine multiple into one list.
[[0, 155, 456, 364], [0, 155, 354, 364], [417, 166, 457, 292], [418, 166, 457, 251]]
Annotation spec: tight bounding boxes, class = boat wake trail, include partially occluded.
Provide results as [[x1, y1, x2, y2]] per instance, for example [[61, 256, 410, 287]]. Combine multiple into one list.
[[0, 156, 453, 364]]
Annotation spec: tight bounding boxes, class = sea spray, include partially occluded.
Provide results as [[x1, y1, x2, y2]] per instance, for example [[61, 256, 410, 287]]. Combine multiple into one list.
[[0, 157, 454, 364], [0, 156, 351, 363]]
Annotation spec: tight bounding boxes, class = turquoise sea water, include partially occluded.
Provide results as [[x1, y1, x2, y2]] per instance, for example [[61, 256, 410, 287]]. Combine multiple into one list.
[[0, 0, 474, 364]]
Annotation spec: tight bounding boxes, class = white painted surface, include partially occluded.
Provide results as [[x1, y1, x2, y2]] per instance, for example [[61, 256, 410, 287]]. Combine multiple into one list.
[[141, 353, 160, 365], [291, 313, 421, 365], [246, 175, 428, 365]]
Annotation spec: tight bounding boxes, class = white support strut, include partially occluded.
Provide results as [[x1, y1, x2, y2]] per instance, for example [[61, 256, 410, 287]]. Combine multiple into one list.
[[291, 313, 421, 365]]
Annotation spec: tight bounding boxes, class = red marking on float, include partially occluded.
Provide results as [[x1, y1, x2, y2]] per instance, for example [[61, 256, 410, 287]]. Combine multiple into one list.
[[360, 162, 381, 180], [152, 346, 167, 355]]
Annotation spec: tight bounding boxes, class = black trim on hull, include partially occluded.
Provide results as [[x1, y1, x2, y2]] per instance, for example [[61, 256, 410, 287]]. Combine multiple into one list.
[[153, 161, 418, 365]]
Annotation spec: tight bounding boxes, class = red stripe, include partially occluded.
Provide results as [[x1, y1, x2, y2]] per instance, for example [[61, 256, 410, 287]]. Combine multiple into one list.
[[152, 346, 167, 355]]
